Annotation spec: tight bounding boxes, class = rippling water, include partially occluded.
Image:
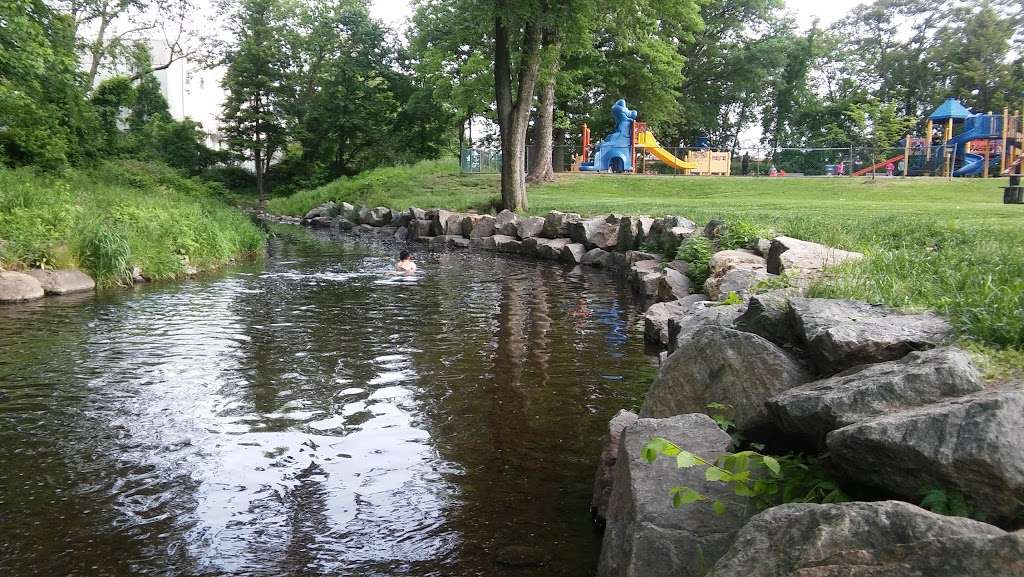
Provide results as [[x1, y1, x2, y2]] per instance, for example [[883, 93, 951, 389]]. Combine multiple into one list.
[[0, 228, 657, 576]]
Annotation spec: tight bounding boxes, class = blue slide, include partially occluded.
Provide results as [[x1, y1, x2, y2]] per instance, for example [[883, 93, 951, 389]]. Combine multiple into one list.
[[946, 114, 1000, 176], [953, 153, 986, 176]]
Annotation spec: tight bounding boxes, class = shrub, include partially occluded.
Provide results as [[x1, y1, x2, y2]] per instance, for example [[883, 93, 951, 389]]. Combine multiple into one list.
[[720, 220, 763, 251], [676, 236, 714, 286]]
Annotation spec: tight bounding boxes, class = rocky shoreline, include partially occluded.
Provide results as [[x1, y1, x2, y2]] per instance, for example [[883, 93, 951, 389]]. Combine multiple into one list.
[[278, 201, 1023, 575]]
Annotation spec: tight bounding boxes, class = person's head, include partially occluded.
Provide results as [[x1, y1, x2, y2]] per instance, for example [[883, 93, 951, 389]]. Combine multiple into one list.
[[399, 250, 412, 262]]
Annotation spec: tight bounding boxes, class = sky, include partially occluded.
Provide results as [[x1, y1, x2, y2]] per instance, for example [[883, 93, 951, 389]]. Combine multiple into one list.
[[368, 0, 869, 31]]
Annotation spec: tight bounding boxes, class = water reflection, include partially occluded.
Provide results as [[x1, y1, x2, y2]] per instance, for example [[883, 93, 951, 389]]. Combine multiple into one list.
[[0, 231, 656, 576]]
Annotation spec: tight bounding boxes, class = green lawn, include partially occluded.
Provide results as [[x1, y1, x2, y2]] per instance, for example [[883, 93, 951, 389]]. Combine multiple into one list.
[[268, 159, 1024, 364]]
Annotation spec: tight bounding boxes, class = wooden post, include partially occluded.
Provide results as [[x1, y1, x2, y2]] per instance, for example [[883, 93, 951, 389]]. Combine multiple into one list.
[[903, 134, 911, 177], [944, 118, 954, 177]]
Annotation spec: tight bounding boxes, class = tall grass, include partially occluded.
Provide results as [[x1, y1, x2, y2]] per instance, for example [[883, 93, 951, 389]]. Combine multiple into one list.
[[0, 161, 265, 286]]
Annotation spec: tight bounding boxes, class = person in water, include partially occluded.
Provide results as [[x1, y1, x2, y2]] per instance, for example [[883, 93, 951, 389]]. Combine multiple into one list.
[[396, 250, 417, 273]]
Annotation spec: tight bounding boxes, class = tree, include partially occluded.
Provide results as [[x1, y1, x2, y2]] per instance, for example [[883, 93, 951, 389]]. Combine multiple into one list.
[[847, 98, 915, 177], [127, 45, 171, 131], [220, 0, 291, 201]]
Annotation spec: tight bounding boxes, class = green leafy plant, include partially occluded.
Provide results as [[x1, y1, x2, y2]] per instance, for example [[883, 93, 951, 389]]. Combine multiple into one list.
[[676, 236, 713, 286], [717, 291, 743, 305], [640, 240, 661, 254], [643, 438, 849, 514], [720, 220, 763, 251], [751, 272, 793, 294], [918, 486, 983, 520]]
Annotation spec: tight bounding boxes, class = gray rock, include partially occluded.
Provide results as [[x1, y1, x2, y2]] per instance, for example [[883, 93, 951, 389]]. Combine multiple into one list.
[[755, 237, 772, 256], [444, 212, 464, 236], [356, 206, 372, 225], [597, 414, 750, 577], [644, 300, 686, 346], [561, 242, 587, 264], [629, 260, 663, 300], [407, 206, 426, 221], [522, 237, 569, 259], [367, 206, 393, 226], [591, 409, 639, 523], [828, 389, 1024, 522], [767, 347, 984, 447], [706, 501, 1021, 577], [541, 210, 580, 238], [0, 271, 45, 302], [569, 218, 619, 250], [303, 201, 336, 220], [624, 250, 660, 265], [642, 326, 812, 433], [789, 297, 954, 373], [429, 209, 454, 236], [616, 215, 642, 251], [516, 216, 545, 240], [703, 249, 768, 300], [733, 290, 798, 347], [470, 236, 496, 251], [495, 209, 520, 236], [393, 226, 409, 241], [766, 235, 864, 276], [409, 219, 433, 239], [707, 269, 776, 301], [657, 268, 691, 302], [460, 214, 482, 237], [667, 300, 743, 352], [25, 269, 95, 295], [665, 260, 689, 275], [307, 216, 335, 228], [337, 218, 355, 231], [429, 235, 469, 250], [391, 210, 411, 229], [492, 234, 522, 254], [469, 215, 496, 238], [703, 218, 726, 239], [338, 201, 356, 220], [581, 247, 612, 267]]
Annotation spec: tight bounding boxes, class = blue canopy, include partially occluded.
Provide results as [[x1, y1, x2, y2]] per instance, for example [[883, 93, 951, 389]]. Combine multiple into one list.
[[929, 98, 972, 121]]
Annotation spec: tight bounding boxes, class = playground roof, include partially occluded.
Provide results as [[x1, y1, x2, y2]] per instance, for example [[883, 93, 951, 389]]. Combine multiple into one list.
[[929, 98, 972, 121]]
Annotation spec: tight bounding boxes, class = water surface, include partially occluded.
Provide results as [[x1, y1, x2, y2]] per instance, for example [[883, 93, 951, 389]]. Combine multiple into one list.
[[0, 229, 656, 576]]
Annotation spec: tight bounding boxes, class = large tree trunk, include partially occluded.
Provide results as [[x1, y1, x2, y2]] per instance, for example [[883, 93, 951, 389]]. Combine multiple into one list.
[[494, 6, 543, 212], [527, 36, 561, 184]]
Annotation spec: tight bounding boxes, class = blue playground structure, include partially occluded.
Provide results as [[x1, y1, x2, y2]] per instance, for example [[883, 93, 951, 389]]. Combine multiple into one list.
[[579, 99, 637, 172]]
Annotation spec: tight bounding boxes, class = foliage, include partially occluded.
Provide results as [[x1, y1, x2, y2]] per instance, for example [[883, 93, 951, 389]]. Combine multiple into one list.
[[676, 236, 714, 286], [751, 272, 793, 294], [719, 292, 743, 306], [0, 161, 265, 285], [918, 486, 981, 520], [720, 220, 764, 250], [643, 437, 850, 514]]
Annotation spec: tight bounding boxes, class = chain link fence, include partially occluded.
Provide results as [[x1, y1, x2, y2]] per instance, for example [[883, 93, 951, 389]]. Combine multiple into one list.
[[461, 143, 1000, 177]]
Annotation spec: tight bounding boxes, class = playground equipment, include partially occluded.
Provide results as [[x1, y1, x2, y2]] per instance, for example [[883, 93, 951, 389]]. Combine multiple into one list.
[[916, 98, 1022, 178], [578, 99, 729, 174]]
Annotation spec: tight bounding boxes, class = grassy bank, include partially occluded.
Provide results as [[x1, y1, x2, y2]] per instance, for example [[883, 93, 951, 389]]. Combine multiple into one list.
[[0, 161, 266, 286], [268, 159, 1023, 356]]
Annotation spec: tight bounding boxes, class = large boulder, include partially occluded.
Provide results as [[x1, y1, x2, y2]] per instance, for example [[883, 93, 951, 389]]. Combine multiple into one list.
[[766, 347, 984, 447], [657, 268, 691, 302], [407, 206, 427, 221], [428, 235, 470, 250], [766, 235, 864, 277], [597, 414, 752, 577], [409, 219, 433, 239], [25, 269, 95, 295], [733, 290, 799, 347], [492, 234, 522, 254], [827, 389, 1024, 523], [460, 214, 482, 237], [307, 216, 335, 228], [524, 237, 570, 260], [495, 209, 520, 236], [667, 301, 744, 352], [703, 249, 769, 300], [652, 216, 699, 256], [789, 297, 954, 374], [561, 243, 587, 264], [541, 210, 580, 238], [516, 216, 545, 240], [0, 271, 45, 302], [468, 215, 496, 238], [366, 206, 393, 227], [706, 501, 1022, 577], [581, 247, 612, 267], [629, 260, 663, 300], [590, 409, 639, 523], [470, 236, 496, 251], [429, 209, 455, 236], [303, 201, 336, 220], [444, 212, 465, 236], [641, 326, 813, 433], [644, 300, 686, 346], [569, 217, 619, 250]]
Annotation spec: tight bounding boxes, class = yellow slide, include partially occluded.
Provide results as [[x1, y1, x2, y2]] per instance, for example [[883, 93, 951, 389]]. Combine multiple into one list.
[[635, 130, 698, 171]]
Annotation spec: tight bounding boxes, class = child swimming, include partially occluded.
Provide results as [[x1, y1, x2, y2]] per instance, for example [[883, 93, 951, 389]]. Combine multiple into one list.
[[395, 250, 417, 273]]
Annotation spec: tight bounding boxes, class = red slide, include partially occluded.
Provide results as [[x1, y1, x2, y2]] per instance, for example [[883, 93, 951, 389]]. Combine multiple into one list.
[[852, 154, 905, 177]]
